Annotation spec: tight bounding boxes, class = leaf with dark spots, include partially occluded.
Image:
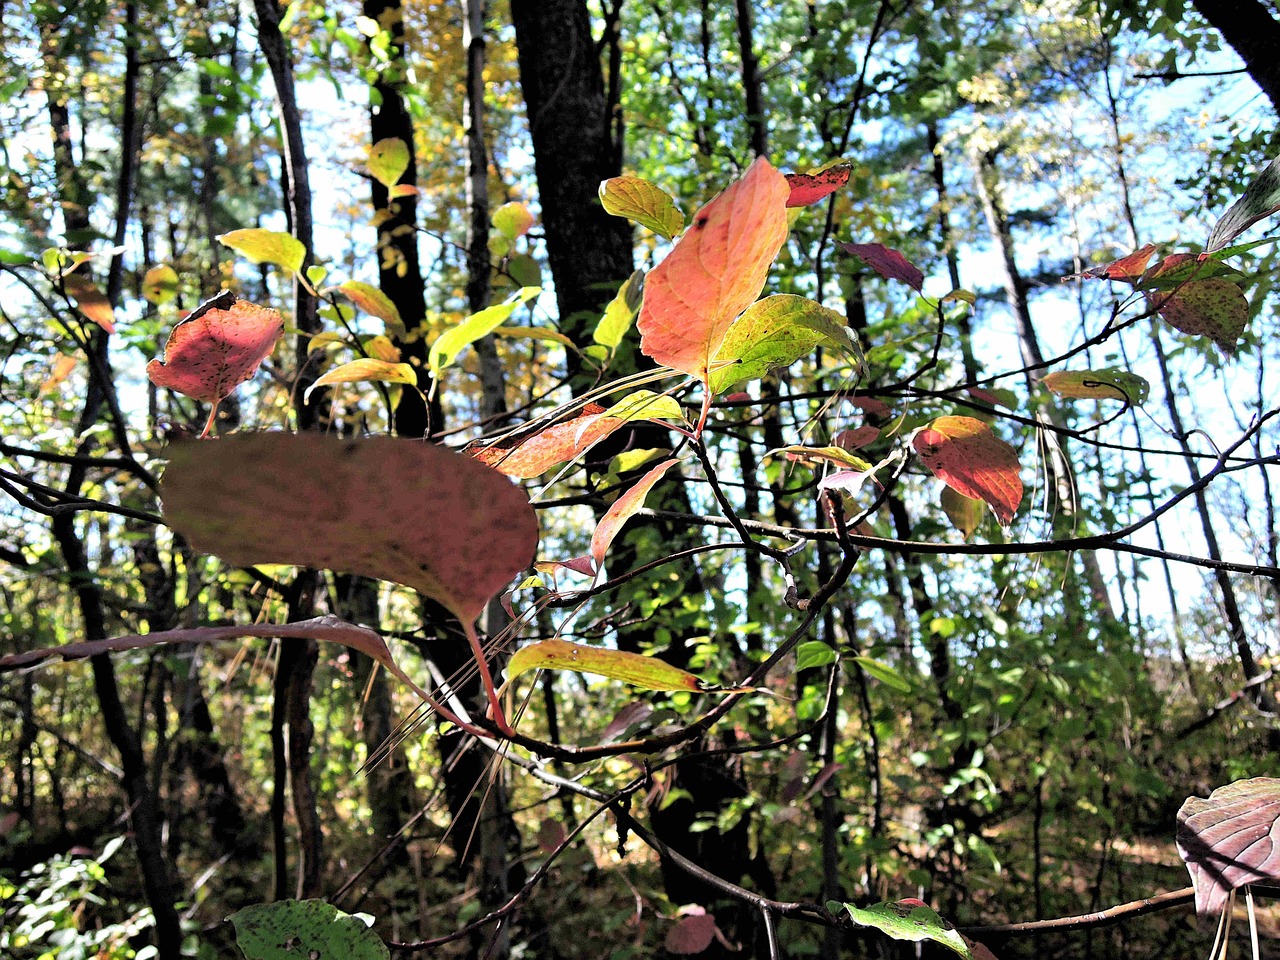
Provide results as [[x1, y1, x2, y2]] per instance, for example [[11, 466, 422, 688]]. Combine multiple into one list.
[[147, 296, 282, 405], [161, 432, 538, 624], [785, 162, 851, 207]]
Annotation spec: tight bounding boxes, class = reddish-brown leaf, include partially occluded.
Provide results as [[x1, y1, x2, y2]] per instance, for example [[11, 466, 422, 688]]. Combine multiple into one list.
[[468, 404, 623, 479], [637, 157, 790, 381], [1080, 243, 1157, 282], [161, 432, 538, 624], [147, 296, 283, 404], [1177, 778, 1280, 919], [785, 163, 851, 207], [590, 458, 679, 571], [840, 242, 924, 292], [665, 914, 718, 955], [913, 416, 1022, 526], [1148, 278, 1249, 355], [835, 426, 880, 450], [62, 273, 116, 333]]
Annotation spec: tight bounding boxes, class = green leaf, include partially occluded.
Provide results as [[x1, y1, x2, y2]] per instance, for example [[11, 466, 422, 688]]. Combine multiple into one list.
[[0, 247, 31, 265], [368, 137, 410, 189], [303, 358, 418, 402], [1041, 368, 1149, 404], [506, 253, 542, 288], [599, 176, 685, 239], [491, 325, 577, 351], [796, 641, 838, 671], [593, 269, 645, 349], [142, 265, 179, 305], [306, 265, 328, 287], [504, 639, 722, 694], [493, 201, 535, 239], [429, 287, 540, 375], [828, 900, 971, 958], [1207, 155, 1280, 253], [218, 229, 306, 274], [940, 487, 985, 540], [335, 281, 405, 338], [230, 899, 389, 960], [709, 295, 861, 395], [601, 389, 684, 423], [852, 656, 911, 693]]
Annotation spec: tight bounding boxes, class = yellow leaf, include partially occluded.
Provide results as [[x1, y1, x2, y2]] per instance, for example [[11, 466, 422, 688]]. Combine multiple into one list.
[[303, 358, 417, 402]]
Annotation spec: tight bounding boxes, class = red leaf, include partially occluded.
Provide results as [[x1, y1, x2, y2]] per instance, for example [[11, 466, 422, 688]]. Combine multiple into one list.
[[590, 458, 679, 570], [845, 395, 891, 418], [840, 242, 924, 292], [913, 416, 1023, 526], [665, 914, 718, 955], [160, 432, 538, 624], [147, 295, 283, 404], [1177, 778, 1280, 919], [835, 426, 879, 450], [468, 404, 623, 479], [638, 157, 790, 381], [785, 163, 851, 207], [1080, 243, 1157, 282]]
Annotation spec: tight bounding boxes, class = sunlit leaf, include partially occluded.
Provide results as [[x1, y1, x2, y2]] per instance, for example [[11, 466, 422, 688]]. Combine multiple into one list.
[[828, 899, 971, 958], [303, 358, 417, 402], [38, 353, 77, 397], [142, 264, 179, 305], [1177, 778, 1280, 919], [770, 445, 872, 471], [795, 640, 838, 670], [637, 157, 790, 380], [505, 639, 709, 693], [599, 176, 685, 239], [161, 432, 538, 624], [218, 229, 306, 274], [429, 287, 540, 375], [1207, 155, 1280, 253], [785, 162, 851, 207], [62, 273, 115, 332], [231, 899, 388, 960], [368, 137, 410, 189], [1080, 243, 1157, 282], [593, 269, 645, 350], [491, 325, 578, 351], [601, 390, 684, 423], [468, 404, 623, 479], [493, 201, 535, 239], [1148, 279, 1248, 355], [709, 294, 861, 395], [336, 280, 405, 337], [1041, 368, 1149, 404], [147, 296, 283, 405], [590, 458, 679, 570], [365, 335, 400, 362], [913, 416, 1022, 526], [840, 242, 924, 292]]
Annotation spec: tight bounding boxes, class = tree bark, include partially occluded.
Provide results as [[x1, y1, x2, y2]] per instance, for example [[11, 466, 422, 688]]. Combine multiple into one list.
[[1189, 0, 1280, 113]]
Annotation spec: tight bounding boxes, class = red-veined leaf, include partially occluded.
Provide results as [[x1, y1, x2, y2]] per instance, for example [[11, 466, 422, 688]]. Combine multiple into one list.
[[1148, 279, 1248, 355], [598, 176, 685, 240], [785, 163, 851, 207], [147, 296, 283, 404], [840, 242, 924, 292], [913, 416, 1022, 526], [468, 404, 623, 479], [590, 457, 679, 570], [637, 157, 790, 380], [1080, 243, 1157, 282], [160, 432, 538, 624], [1177, 778, 1280, 919]]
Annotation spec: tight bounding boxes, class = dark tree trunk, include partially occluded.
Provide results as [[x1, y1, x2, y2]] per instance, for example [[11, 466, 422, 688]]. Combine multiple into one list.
[[1189, 0, 1280, 113]]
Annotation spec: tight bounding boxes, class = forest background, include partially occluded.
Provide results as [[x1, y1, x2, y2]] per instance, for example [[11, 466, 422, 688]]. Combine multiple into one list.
[[3, 0, 1280, 958]]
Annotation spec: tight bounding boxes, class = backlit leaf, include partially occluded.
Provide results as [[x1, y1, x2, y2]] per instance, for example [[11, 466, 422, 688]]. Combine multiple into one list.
[[637, 157, 790, 380], [160, 432, 538, 624], [771, 445, 872, 471], [1148, 279, 1248, 355], [1080, 243, 1157, 282], [601, 390, 684, 423], [365, 335, 400, 362], [795, 640, 838, 670], [231, 899, 388, 960], [590, 458, 678, 571], [1042, 369, 1149, 404], [835, 427, 879, 450], [38, 353, 77, 397], [505, 639, 705, 693], [709, 294, 860, 395], [336, 280, 405, 337], [368, 137, 410, 189], [828, 899, 971, 958], [852, 656, 911, 693], [913, 416, 1022, 526], [142, 264, 179, 305], [62, 273, 115, 332], [840, 242, 924, 292], [1177, 778, 1280, 919], [599, 176, 685, 239], [785, 162, 851, 207], [940, 486, 985, 540], [1207, 155, 1280, 253], [493, 201, 535, 239], [429, 287, 540, 375], [467, 404, 624, 479], [593, 269, 645, 349], [491, 326, 578, 351], [303, 358, 417, 402], [147, 296, 283, 404], [218, 229, 306, 274]]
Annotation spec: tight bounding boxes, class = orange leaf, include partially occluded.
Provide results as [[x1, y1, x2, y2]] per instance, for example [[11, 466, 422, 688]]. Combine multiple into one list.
[[590, 458, 678, 570], [62, 273, 116, 333], [38, 353, 77, 397], [468, 404, 624, 479], [913, 416, 1022, 526], [637, 157, 790, 381], [147, 295, 283, 404]]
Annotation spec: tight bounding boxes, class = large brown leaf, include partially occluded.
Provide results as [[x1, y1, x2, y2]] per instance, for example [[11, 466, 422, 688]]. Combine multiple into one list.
[[1177, 778, 1280, 919]]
